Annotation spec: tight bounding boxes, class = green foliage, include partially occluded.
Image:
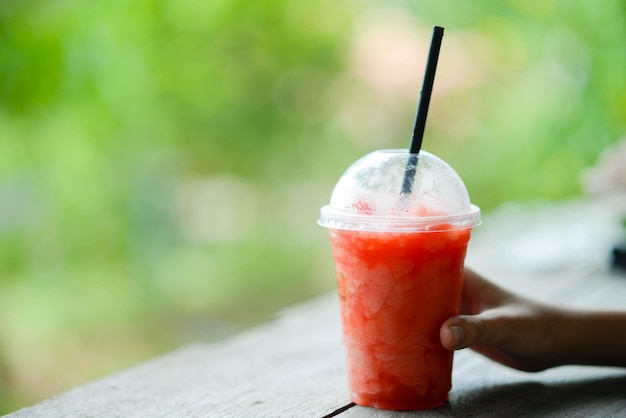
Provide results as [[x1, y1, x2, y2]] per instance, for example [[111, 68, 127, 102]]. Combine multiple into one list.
[[1, 0, 625, 412]]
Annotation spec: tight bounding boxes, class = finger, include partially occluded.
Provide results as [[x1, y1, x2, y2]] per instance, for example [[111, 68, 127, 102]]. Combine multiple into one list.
[[461, 268, 515, 314], [440, 314, 495, 350], [440, 320, 464, 350]]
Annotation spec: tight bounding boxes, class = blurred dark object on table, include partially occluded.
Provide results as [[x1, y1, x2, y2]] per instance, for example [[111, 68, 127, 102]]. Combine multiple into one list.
[[611, 243, 626, 273]]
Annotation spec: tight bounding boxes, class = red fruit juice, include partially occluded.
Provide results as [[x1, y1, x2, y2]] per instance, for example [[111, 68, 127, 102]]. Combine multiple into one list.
[[329, 226, 471, 410]]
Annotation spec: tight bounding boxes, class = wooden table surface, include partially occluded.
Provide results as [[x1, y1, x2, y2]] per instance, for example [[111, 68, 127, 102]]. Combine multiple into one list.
[[6, 199, 626, 417]]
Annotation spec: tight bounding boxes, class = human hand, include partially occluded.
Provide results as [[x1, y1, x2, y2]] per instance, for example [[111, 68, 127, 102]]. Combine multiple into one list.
[[440, 268, 572, 372]]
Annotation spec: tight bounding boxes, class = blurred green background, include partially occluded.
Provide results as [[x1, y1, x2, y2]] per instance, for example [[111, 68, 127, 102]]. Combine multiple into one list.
[[1, 0, 625, 413]]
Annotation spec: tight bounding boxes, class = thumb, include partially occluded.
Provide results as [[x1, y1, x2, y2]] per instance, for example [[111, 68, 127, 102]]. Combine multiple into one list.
[[440, 315, 495, 350]]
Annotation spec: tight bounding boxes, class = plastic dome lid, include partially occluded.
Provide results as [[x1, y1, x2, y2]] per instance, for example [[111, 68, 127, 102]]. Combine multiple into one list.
[[318, 149, 481, 232]]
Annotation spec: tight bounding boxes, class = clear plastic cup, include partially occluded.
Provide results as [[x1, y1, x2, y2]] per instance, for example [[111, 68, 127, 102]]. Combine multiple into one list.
[[319, 149, 480, 410]]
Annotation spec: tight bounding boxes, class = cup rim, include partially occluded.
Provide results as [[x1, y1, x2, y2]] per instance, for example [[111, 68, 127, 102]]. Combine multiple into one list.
[[318, 204, 481, 232]]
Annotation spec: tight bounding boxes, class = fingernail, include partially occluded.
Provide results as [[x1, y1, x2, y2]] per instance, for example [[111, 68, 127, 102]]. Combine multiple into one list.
[[449, 325, 464, 348]]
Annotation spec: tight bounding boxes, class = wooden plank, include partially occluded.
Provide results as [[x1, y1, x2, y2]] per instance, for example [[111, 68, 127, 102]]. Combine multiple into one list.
[[7, 274, 626, 417], [464, 200, 626, 310], [340, 351, 626, 417], [6, 294, 353, 418]]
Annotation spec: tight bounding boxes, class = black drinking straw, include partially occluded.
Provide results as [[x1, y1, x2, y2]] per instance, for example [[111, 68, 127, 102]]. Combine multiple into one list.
[[401, 25, 444, 196]]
